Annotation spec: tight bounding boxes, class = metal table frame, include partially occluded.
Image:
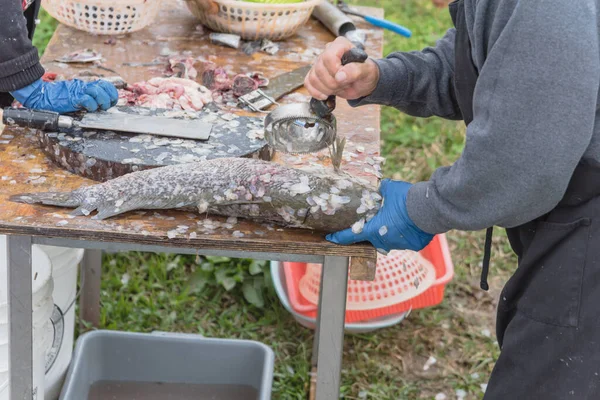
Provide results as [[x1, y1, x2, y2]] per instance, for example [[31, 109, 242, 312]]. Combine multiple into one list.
[[6, 234, 350, 400]]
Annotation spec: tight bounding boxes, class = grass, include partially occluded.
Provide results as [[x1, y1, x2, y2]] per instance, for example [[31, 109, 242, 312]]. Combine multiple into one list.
[[32, 8, 58, 57], [33, 2, 517, 399]]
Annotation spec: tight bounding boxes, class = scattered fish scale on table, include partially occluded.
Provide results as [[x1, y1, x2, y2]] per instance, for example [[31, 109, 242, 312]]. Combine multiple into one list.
[[209, 33, 279, 56], [10, 158, 382, 233], [54, 48, 103, 63]]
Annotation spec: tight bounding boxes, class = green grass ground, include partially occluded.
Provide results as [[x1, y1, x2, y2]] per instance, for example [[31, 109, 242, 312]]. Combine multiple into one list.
[[33, 2, 517, 399]]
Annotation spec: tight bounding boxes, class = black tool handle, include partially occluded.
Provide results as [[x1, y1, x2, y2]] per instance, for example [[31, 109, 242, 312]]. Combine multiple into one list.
[[2, 107, 60, 131], [309, 47, 369, 118]]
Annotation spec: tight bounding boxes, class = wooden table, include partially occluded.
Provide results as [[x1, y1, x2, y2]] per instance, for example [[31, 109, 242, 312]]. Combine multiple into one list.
[[2, 1, 384, 398]]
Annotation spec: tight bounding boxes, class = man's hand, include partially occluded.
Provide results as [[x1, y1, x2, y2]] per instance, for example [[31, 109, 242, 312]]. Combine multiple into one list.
[[10, 78, 119, 113], [326, 179, 435, 253], [304, 37, 380, 101]]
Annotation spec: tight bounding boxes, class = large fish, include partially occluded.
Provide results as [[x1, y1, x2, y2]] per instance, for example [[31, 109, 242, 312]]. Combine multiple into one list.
[[9, 158, 382, 233]]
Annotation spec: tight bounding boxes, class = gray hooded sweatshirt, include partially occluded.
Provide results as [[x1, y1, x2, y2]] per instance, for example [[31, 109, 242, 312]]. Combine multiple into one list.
[[349, 0, 600, 235]]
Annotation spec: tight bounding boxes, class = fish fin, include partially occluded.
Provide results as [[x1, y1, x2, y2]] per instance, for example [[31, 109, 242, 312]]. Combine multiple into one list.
[[70, 208, 86, 217], [91, 206, 123, 220], [70, 206, 96, 217], [90, 199, 146, 220], [301, 207, 311, 226], [9, 192, 79, 208]]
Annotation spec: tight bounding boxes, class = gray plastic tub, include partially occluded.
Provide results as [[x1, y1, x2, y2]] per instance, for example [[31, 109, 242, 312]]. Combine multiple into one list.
[[59, 330, 274, 400]]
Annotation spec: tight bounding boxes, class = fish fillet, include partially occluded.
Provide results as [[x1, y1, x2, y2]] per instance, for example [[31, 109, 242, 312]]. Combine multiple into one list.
[[10, 158, 382, 233]]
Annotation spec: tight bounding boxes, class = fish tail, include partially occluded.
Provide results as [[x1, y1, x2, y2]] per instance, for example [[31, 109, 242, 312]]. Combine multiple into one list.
[[9, 192, 80, 208]]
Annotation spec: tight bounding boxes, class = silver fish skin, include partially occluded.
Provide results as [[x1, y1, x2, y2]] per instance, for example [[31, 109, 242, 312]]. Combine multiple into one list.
[[10, 158, 383, 232]]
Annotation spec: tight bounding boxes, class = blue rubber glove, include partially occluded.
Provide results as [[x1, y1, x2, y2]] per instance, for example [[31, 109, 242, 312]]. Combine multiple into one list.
[[326, 179, 435, 254], [10, 78, 119, 114]]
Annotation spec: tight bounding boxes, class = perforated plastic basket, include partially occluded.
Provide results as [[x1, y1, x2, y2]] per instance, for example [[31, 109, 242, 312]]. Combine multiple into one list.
[[183, 0, 323, 40], [300, 251, 437, 310], [283, 234, 454, 323], [43, 0, 160, 35]]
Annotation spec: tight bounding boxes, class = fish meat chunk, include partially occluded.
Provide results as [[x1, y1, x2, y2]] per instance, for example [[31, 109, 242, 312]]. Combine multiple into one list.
[[118, 77, 212, 111], [10, 158, 382, 233], [201, 63, 233, 92], [201, 63, 269, 99], [167, 55, 198, 80], [232, 74, 258, 97]]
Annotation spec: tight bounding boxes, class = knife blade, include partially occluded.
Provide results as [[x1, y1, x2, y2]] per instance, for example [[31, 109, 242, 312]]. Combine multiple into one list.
[[237, 64, 312, 112], [2, 108, 214, 141]]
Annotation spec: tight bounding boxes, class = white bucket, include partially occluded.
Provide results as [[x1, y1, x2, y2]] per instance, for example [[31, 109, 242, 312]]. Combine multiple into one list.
[[0, 236, 55, 400], [38, 245, 83, 400]]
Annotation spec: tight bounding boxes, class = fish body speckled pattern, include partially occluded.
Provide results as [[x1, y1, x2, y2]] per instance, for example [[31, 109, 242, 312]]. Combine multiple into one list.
[[10, 158, 383, 233]]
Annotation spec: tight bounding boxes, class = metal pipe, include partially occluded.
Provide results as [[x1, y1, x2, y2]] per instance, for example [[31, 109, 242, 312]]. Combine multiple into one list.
[[312, 1, 355, 37], [311, 1, 365, 48]]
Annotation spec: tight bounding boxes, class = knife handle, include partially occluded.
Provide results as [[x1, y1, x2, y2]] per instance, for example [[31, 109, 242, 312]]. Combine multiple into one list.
[[309, 47, 369, 119], [2, 107, 62, 131]]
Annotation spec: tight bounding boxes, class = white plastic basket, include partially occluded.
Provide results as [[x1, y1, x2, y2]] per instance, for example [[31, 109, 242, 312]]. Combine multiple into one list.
[[42, 0, 161, 35], [184, 0, 323, 40]]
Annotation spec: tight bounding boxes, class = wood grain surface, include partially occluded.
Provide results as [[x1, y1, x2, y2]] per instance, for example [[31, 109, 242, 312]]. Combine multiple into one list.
[[0, 0, 385, 277]]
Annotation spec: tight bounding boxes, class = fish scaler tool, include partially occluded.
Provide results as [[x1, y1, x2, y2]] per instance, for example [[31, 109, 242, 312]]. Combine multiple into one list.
[[263, 47, 369, 171]]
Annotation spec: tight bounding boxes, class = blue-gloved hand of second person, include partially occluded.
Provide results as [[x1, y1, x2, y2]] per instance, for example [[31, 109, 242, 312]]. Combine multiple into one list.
[[10, 78, 119, 114], [326, 179, 435, 254]]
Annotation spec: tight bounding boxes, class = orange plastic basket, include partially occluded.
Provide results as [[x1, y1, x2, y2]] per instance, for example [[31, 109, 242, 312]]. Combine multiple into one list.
[[282, 234, 454, 323]]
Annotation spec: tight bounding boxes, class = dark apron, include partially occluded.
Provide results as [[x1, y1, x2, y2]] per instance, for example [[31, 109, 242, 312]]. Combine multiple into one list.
[[449, 0, 600, 398], [0, 0, 42, 108]]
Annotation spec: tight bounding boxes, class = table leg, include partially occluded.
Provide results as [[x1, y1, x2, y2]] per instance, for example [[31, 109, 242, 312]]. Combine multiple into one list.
[[314, 256, 349, 400], [308, 279, 322, 400], [7, 235, 33, 399], [79, 249, 102, 328]]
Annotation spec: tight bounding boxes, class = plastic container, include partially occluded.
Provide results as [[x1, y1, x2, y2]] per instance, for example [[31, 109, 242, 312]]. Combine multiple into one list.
[[43, 0, 161, 35], [270, 261, 407, 334], [59, 330, 275, 400], [282, 234, 454, 323], [184, 0, 323, 40], [0, 236, 55, 400], [299, 250, 437, 312], [39, 246, 84, 400]]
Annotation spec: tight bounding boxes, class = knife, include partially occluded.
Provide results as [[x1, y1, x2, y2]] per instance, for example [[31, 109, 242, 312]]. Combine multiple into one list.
[[237, 64, 312, 112], [1, 108, 214, 141]]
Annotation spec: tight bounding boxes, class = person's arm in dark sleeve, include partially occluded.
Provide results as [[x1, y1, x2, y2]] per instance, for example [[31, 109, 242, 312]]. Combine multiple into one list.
[[0, 0, 119, 113], [0, 0, 45, 92], [0, 1, 119, 113], [406, 0, 599, 235], [348, 28, 463, 120]]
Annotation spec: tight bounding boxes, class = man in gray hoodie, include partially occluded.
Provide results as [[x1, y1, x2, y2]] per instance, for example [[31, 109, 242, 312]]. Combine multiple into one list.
[[306, 0, 600, 398]]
